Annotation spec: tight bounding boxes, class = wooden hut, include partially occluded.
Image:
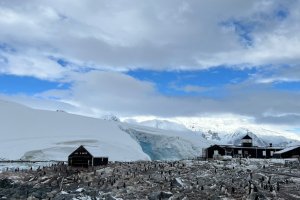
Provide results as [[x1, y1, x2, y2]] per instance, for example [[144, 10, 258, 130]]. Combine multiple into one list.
[[68, 145, 108, 167]]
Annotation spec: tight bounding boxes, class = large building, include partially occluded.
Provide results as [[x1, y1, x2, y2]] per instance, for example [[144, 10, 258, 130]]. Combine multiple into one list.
[[68, 145, 108, 167], [204, 134, 283, 159]]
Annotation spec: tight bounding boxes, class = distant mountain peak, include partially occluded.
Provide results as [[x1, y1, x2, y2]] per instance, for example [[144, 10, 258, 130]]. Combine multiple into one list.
[[101, 114, 120, 122], [126, 119, 190, 132]]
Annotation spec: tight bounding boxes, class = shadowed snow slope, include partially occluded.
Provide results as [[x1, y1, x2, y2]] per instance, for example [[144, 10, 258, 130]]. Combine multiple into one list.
[[119, 123, 212, 160], [0, 100, 210, 161]]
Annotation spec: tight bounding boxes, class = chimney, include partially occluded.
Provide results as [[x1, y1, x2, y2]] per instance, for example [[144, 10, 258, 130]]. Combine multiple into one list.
[[269, 143, 272, 147]]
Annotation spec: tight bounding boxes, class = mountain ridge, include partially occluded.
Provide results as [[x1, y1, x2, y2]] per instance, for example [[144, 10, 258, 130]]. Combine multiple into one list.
[[126, 118, 300, 147]]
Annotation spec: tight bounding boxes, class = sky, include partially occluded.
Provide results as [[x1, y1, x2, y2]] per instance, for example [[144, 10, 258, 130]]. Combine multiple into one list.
[[0, 0, 300, 132]]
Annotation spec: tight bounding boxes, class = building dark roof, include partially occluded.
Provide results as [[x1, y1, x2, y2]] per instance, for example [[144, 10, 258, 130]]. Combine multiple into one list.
[[242, 134, 252, 139], [273, 146, 300, 154], [69, 145, 107, 157], [217, 144, 282, 150], [69, 145, 92, 157]]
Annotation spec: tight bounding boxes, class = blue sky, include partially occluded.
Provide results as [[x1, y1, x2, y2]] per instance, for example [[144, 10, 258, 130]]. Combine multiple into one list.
[[0, 0, 299, 130], [1, 65, 296, 97], [0, 66, 268, 97], [127, 67, 257, 97], [272, 81, 300, 91], [1, 65, 298, 103], [0, 75, 70, 95]]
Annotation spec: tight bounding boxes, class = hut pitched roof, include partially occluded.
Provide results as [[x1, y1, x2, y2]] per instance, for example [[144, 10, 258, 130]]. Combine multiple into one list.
[[69, 145, 107, 157], [242, 134, 252, 139]]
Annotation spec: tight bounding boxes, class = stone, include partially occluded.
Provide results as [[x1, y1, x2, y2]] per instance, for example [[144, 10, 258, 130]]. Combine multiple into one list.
[[0, 179, 13, 188], [27, 196, 39, 200], [149, 191, 173, 200]]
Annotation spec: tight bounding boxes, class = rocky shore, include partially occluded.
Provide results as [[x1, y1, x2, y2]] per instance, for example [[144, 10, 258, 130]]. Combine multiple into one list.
[[0, 159, 300, 199]]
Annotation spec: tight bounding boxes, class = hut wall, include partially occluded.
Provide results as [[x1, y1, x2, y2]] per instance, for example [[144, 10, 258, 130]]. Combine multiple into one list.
[[206, 145, 226, 158], [93, 157, 109, 166], [68, 155, 93, 167], [68, 146, 94, 167]]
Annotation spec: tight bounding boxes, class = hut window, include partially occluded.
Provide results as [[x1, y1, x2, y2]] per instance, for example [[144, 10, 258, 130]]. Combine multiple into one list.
[[270, 151, 274, 156], [263, 151, 266, 156], [214, 150, 219, 155], [238, 150, 242, 154]]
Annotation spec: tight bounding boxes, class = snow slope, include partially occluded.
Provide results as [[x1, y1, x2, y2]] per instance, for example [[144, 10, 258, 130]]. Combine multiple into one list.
[[0, 100, 210, 161]]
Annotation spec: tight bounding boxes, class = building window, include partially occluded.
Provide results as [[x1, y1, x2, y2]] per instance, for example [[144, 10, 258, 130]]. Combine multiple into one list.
[[263, 151, 266, 156], [238, 150, 242, 154], [214, 150, 219, 155], [270, 151, 274, 156]]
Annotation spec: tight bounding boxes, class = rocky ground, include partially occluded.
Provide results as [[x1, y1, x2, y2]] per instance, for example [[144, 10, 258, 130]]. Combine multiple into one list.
[[0, 158, 300, 200]]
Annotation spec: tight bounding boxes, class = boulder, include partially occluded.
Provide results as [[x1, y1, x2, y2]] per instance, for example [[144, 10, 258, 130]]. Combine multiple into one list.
[[0, 178, 13, 188], [149, 191, 173, 200], [171, 178, 184, 187]]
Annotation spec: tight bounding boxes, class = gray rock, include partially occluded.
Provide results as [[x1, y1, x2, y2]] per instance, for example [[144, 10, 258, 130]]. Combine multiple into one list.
[[171, 178, 184, 187], [27, 196, 39, 200], [0, 179, 13, 188], [149, 191, 173, 200]]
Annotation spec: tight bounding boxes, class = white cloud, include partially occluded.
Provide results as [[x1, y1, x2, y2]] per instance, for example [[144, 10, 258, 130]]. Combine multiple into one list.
[[0, 0, 300, 79], [0, 51, 66, 80], [253, 65, 300, 84], [170, 84, 208, 93], [0, 0, 300, 130]]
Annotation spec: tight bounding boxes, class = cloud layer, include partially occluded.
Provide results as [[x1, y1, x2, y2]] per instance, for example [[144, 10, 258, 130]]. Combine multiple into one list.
[[0, 0, 299, 75], [0, 0, 300, 128]]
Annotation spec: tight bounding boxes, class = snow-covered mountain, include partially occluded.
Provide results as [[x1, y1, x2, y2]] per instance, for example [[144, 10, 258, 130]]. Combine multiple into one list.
[[203, 127, 298, 147], [123, 119, 189, 132], [0, 100, 211, 161], [101, 114, 121, 122], [126, 118, 300, 147]]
